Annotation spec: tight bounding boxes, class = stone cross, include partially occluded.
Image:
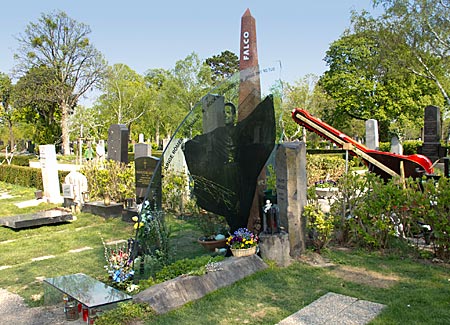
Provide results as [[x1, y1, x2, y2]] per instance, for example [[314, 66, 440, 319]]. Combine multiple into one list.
[[39, 144, 63, 203]]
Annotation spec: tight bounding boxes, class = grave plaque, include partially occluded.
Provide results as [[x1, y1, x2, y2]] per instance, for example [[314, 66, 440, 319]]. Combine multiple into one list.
[[135, 156, 161, 204], [107, 124, 129, 164]]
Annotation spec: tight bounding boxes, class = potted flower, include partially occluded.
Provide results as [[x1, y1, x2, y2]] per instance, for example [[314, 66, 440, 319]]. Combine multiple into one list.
[[196, 211, 229, 251], [227, 228, 259, 257]]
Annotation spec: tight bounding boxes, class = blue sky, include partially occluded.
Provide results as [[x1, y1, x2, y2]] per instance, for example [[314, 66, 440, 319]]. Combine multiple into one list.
[[1, 1, 377, 101]]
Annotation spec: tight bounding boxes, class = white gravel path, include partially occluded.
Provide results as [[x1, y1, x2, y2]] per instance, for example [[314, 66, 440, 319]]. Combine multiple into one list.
[[0, 288, 84, 324]]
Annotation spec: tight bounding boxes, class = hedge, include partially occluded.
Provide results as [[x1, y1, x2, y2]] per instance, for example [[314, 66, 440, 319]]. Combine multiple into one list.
[[0, 165, 69, 190], [0, 155, 35, 167]]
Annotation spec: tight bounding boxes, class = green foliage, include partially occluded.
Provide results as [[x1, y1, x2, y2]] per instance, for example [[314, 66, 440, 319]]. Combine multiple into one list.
[[205, 50, 239, 84], [154, 255, 225, 282], [379, 140, 423, 154], [303, 204, 337, 251], [330, 172, 450, 259], [80, 160, 134, 202], [95, 302, 154, 325], [0, 154, 33, 166], [196, 211, 229, 238], [162, 170, 190, 214], [0, 165, 42, 189], [306, 154, 346, 186]]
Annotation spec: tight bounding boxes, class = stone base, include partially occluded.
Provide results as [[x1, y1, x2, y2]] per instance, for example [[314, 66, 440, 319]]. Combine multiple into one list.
[[122, 207, 138, 222], [0, 208, 73, 229], [259, 232, 292, 267], [82, 201, 123, 218], [134, 254, 267, 314]]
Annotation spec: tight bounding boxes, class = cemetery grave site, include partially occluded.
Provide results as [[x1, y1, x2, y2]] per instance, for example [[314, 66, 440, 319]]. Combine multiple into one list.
[[1, 4, 450, 325]]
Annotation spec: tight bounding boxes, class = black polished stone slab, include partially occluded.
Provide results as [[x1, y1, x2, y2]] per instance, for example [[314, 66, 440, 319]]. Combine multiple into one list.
[[82, 201, 123, 218], [0, 209, 73, 229]]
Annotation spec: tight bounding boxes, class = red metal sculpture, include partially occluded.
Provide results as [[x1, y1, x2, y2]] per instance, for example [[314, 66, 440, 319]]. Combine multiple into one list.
[[291, 108, 434, 181]]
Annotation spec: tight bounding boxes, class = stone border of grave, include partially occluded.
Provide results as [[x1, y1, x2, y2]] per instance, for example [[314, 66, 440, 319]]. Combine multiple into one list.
[[133, 254, 267, 314]]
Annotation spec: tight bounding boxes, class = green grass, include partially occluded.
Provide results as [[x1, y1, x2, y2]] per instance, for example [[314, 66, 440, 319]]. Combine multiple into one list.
[[1, 182, 450, 324]]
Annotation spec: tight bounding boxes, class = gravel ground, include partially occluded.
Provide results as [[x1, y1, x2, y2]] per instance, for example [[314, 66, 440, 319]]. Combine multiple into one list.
[[0, 288, 85, 324]]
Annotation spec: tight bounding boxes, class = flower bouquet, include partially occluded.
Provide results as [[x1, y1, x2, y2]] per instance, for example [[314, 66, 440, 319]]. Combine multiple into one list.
[[226, 228, 258, 257], [102, 239, 135, 284]]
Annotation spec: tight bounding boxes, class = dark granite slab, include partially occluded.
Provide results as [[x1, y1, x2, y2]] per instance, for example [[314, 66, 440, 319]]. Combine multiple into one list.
[[0, 209, 73, 229], [82, 201, 123, 218]]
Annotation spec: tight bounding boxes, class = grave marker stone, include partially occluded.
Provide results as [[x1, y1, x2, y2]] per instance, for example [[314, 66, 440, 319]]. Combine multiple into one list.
[[107, 124, 129, 163], [138, 133, 145, 143], [365, 119, 379, 150], [418, 105, 447, 162], [134, 143, 152, 159], [135, 156, 161, 205], [39, 145, 63, 203], [275, 142, 307, 258], [96, 140, 105, 161], [390, 136, 403, 155]]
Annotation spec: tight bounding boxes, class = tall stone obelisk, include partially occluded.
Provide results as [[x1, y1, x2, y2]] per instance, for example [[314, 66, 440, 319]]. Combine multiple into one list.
[[238, 8, 261, 122], [238, 9, 264, 232]]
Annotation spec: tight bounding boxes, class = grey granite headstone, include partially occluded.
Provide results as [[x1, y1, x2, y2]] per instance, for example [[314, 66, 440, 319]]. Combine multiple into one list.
[[39, 145, 63, 203], [202, 94, 225, 133], [365, 119, 379, 150], [135, 156, 160, 203], [390, 136, 403, 155], [275, 142, 307, 258], [107, 124, 129, 163], [134, 143, 152, 159]]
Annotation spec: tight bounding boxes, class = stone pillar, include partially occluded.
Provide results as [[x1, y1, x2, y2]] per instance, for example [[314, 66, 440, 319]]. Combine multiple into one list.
[[39, 145, 63, 203], [365, 119, 379, 150], [275, 142, 307, 258]]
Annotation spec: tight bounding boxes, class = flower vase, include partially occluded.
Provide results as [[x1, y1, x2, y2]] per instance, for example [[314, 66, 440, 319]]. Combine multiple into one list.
[[230, 246, 257, 257]]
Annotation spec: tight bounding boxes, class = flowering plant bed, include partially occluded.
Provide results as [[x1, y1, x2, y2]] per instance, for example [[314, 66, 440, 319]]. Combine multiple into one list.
[[227, 228, 258, 250]]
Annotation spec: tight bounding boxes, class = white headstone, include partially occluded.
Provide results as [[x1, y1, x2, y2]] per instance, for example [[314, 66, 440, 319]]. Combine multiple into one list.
[[39, 145, 63, 203], [365, 119, 379, 150], [138, 133, 145, 143], [64, 171, 88, 205], [96, 140, 105, 161]]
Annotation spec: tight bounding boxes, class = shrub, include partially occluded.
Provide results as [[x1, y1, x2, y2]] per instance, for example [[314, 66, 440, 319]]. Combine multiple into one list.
[[303, 204, 336, 252], [306, 154, 346, 186], [80, 160, 134, 202]]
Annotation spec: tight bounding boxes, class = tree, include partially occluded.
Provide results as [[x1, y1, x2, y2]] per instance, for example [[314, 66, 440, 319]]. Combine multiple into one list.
[[12, 66, 62, 145], [95, 63, 152, 138], [205, 50, 239, 85], [14, 10, 107, 154], [0, 73, 15, 148], [372, 0, 450, 113], [318, 13, 443, 141]]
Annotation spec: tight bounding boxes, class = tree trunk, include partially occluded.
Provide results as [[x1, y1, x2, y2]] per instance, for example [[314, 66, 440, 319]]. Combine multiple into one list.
[[61, 101, 71, 155], [7, 119, 15, 149]]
